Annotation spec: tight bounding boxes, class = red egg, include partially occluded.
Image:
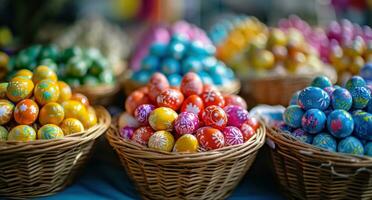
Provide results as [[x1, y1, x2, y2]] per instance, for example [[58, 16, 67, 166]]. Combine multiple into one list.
[[196, 126, 225, 150], [181, 95, 204, 118], [125, 91, 151, 115], [244, 117, 260, 131], [240, 123, 255, 142], [180, 72, 203, 97], [14, 99, 39, 125], [131, 126, 155, 146], [224, 94, 247, 109], [202, 105, 227, 130], [203, 84, 217, 92], [138, 86, 149, 94], [156, 88, 184, 111], [201, 90, 225, 107], [148, 73, 170, 102]]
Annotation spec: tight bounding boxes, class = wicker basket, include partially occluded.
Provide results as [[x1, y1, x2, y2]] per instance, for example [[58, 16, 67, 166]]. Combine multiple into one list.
[[106, 123, 266, 200], [267, 127, 372, 200], [72, 83, 121, 106], [0, 107, 111, 198]]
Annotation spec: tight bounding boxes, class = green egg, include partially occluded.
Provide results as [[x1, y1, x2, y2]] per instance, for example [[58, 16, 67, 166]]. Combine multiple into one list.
[[61, 47, 82, 62], [0, 126, 8, 141], [89, 58, 107, 76], [40, 58, 58, 72], [99, 70, 114, 84], [66, 57, 88, 77], [82, 75, 99, 86], [39, 44, 59, 61]]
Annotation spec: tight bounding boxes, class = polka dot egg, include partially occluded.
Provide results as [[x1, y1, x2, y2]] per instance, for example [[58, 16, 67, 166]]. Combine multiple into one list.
[[148, 131, 175, 152], [37, 124, 64, 139], [8, 125, 36, 142]]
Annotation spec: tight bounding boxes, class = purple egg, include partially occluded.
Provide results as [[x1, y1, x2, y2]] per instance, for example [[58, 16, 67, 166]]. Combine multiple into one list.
[[120, 126, 135, 139], [224, 105, 249, 127], [174, 112, 199, 135], [223, 126, 244, 146], [134, 104, 156, 125]]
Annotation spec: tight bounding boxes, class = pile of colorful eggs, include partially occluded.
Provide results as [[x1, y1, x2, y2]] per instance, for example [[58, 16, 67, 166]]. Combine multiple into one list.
[[0, 66, 97, 142], [119, 72, 259, 153], [280, 75, 372, 156]]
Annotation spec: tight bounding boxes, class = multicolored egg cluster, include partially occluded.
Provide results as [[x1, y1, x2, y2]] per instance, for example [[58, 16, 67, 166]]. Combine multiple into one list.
[[0, 66, 97, 142], [281, 75, 372, 156], [119, 72, 259, 153]]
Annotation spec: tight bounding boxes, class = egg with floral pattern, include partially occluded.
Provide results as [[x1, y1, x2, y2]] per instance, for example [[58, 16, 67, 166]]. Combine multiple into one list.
[[180, 72, 203, 97], [34, 79, 60, 105], [301, 109, 326, 134], [352, 111, 372, 140], [0, 83, 8, 98], [148, 131, 175, 152], [196, 126, 225, 150], [289, 128, 313, 143], [134, 104, 155, 125], [174, 112, 199, 135], [224, 94, 247, 109], [32, 65, 58, 84], [284, 105, 304, 128], [37, 124, 64, 139], [0, 99, 14, 125], [8, 125, 36, 142], [180, 95, 204, 117], [201, 90, 225, 107], [350, 86, 371, 109], [312, 132, 337, 152], [240, 123, 256, 142], [222, 126, 244, 146], [331, 88, 352, 111], [60, 118, 84, 135], [118, 112, 139, 129], [345, 76, 366, 90], [131, 126, 155, 145], [173, 134, 199, 153], [125, 90, 151, 115], [327, 110, 354, 138], [6, 77, 34, 102], [338, 136, 364, 155], [224, 105, 249, 128], [148, 107, 178, 131], [0, 126, 8, 141], [14, 99, 39, 125], [148, 73, 170, 102], [39, 102, 64, 125], [298, 87, 330, 110], [156, 88, 184, 110], [202, 105, 227, 130], [119, 126, 135, 139]]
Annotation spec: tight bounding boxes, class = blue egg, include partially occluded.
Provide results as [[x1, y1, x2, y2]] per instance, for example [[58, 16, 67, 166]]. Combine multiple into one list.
[[338, 136, 364, 155], [353, 111, 372, 140], [323, 86, 335, 97], [160, 58, 180, 75], [350, 86, 371, 109], [289, 128, 313, 143], [360, 63, 372, 81], [202, 57, 218, 72], [212, 75, 229, 85], [141, 55, 159, 71], [167, 74, 182, 86], [298, 87, 330, 110], [225, 67, 235, 79], [312, 132, 337, 152], [205, 44, 216, 56], [364, 142, 372, 156], [284, 105, 304, 128], [197, 71, 213, 85], [331, 88, 352, 111], [311, 76, 332, 89], [327, 110, 354, 138], [367, 98, 372, 113], [208, 62, 227, 76], [181, 57, 203, 74], [189, 41, 208, 56], [168, 42, 186, 60], [345, 76, 366, 90], [301, 109, 326, 134], [149, 42, 167, 57], [132, 70, 151, 84], [277, 121, 293, 133], [170, 34, 189, 45], [289, 90, 301, 105]]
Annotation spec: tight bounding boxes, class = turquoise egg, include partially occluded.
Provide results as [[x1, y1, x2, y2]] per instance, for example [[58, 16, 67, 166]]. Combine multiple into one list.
[[168, 42, 186, 60], [345, 76, 366, 90], [284, 105, 304, 128], [311, 76, 332, 89], [197, 71, 213, 85], [327, 110, 354, 138], [160, 58, 180, 75], [132, 70, 152, 84], [225, 67, 235, 79], [141, 55, 159, 71], [323, 86, 335, 97], [350, 86, 371, 109], [149, 42, 167, 57], [338, 136, 364, 155], [181, 57, 202, 74], [301, 109, 326, 134], [331, 88, 352, 111], [289, 128, 313, 143], [289, 90, 300, 105], [298, 87, 330, 111], [353, 111, 372, 140], [312, 132, 337, 152], [212, 75, 229, 85], [189, 41, 208, 56], [365, 142, 372, 156], [208, 62, 227, 76], [168, 74, 182, 86], [202, 57, 218, 72]]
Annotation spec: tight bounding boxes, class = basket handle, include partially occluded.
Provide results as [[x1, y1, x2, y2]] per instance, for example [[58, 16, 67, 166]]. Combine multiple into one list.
[[320, 162, 372, 178]]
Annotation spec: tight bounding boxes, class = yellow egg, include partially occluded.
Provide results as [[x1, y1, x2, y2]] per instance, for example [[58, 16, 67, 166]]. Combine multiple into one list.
[[6, 77, 34, 102], [0, 125, 7, 141], [57, 81, 72, 102], [34, 79, 60, 105], [8, 125, 36, 142], [173, 134, 199, 153], [0, 82, 8, 98], [81, 106, 97, 129], [252, 49, 275, 69], [39, 102, 65, 125], [0, 99, 14, 125], [0, 51, 9, 67], [32, 65, 58, 84], [148, 107, 178, 131], [14, 69, 33, 79], [61, 100, 88, 123], [268, 28, 287, 47], [60, 118, 84, 135], [148, 131, 175, 152], [37, 124, 64, 139]]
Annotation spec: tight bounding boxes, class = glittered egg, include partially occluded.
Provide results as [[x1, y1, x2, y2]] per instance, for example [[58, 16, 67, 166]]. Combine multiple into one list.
[[70, 93, 90, 107], [196, 126, 225, 150], [223, 126, 244, 146], [0, 83, 8, 98], [37, 124, 64, 139], [364, 142, 372, 156], [148, 107, 178, 131], [0, 126, 8, 141], [125, 90, 150, 115], [338, 136, 364, 155], [0, 99, 14, 125], [327, 110, 354, 138], [119, 126, 135, 139], [289, 90, 300, 105], [224, 94, 247, 109], [240, 123, 256, 142], [345, 76, 366, 90], [312, 132, 337, 152], [352, 111, 372, 140], [284, 105, 304, 128], [301, 109, 326, 134], [289, 128, 313, 143], [311, 76, 332, 89], [350, 86, 371, 109], [32, 65, 58, 84], [156, 88, 184, 110], [173, 134, 199, 153], [34, 79, 60, 105], [148, 131, 175, 152], [174, 112, 199, 135], [8, 125, 36, 142], [60, 118, 84, 135], [118, 112, 139, 129], [14, 99, 39, 125], [39, 102, 64, 125], [181, 95, 204, 117], [134, 104, 155, 125], [202, 105, 227, 130], [148, 73, 170, 102], [131, 126, 155, 145], [298, 87, 330, 110], [331, 88, 352, 111], [57, 81, 72, 102], [201, 90, 225, 107], [6, 77, 34, 102], [224, 105, 249, 127], [61, 100, 88, 123], [180, 72, 203, 97], [14, 69, 33, 79]]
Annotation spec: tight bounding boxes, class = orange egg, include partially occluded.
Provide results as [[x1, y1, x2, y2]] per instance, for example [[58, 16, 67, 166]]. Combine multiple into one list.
[[57, 81, 72, 102], [14, 99, 39, 125], [125, 90, 150, 115], [39, 102, 65, 125], [70, 93, 90, 107]]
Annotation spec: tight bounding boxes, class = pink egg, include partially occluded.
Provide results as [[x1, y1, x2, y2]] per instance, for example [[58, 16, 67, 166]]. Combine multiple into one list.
[[174, 112, 199, 135], [120, 126, 135, 139], [223, 126, 244, 146], [224, 105, 249, 127], [224, 94, 247, 109], [134, 104, 155, 125]]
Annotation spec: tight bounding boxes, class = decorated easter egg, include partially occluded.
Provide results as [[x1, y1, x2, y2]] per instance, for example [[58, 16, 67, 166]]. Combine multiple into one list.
[[149, 42, 167, 57], [311, 76, 332, 89], [312, 132, 337, 152], [323, 87, 335, 98], [7, 77, 34, 102], [60, 118, 84, 135], [118, 112, 139, 129], [223, 126, 244, 146], [8, 125, 36, 142], [61, 100, 88, 123], [240, 123, 255, 142], [0, 99, 14, 125], [148, 107, 178, 131], [196, 126, 225, 150], [156, 88, 184, 110], [134, 104, 155, 125], [168, 42, 186, 60], [361, 63, 372, 81], [119, 126, 135, 139], [301, 109, 326, 134], [202, 105, 227, 130], [338, 136, 364, 155], [148, 73, 170, 102], [224, 105, 249, 127], [14, 99, 39, 125], [34, 79, 60, 105], [350, 87, 371, 109], [244, 117, 260, 131], [0, 83, 8, 98], [298, 87, 330, 110], [174, 112, 199, 135], [131, 126, 155, 145], [331, 88, 352, 110], [180, 72, 203, 97], [39, 102, 64, 125], [37, 124, 64, 139], [14, 69, 33, 79], [125, 90, 150, 115], [57, 81, 72, 102], [284, 105, 304, 128], [181, 95, 204, 117], [32, 65, 58, 84], [148, 131, 175, 152], [201, 90, 225, 107], [365, 142, 372, 156], [289, 90, 300, 105], [168, 74, 182, 86], [327, 110, 354, 138], [173, 134, 199, 153], [141, 55, 159, 71], [289, 129, 313, 143], [0, 126, 8, 141], [70, 93, 90, 107], [224, 94, 247, 109], [345, 76, 366, 90], [353, 111, 372, 140]]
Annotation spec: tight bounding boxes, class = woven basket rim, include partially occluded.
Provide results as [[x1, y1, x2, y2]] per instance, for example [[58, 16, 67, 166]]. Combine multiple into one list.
[[72, 83, 120, 94]]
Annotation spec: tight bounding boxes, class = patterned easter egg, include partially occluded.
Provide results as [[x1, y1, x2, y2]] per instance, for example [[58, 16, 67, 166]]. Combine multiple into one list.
[[196, 126, 225, 150], [61, 100, 88, 123], [331, 88, 352, 110], [141, 55, 159, 71], [39, 102, 64, 125], [148, 73, 170, 102], [180, 72, 203, 97], [222, 126, 244, 146], [345, 76, 366, 90], [181, 95, 204, 117], [156, 88, 184, 111], [350, 87, 371, 109], [298, 87, 330, 110], [173, 134, 199, 153], [284, 105, 304, 128], [174, 112, 199, 135], [118, 112, 139, 129], [7, 77, 34, 102], [244, 117, 260, 131], [311, 76, 332, 89], [0, 126, 8, 141], [338, 136, 364, 155], [125, 90, 151, 115], [289, 128, 313, 143], [14, 99, 39, 125], [131, 126, 155, 145], [37, 124, 64, 139], [240, 123, 255, 142], [148, 131, 175, 152], [327, 110, 354, 138], [8, 125, 36, 142], [201, 90, 225, 107], [32, 65, 58, 84], [224, 105, 249, 127], [0, 83, 8, 98], [312, 132, 337, 152], [323, 87, 335, 98], [14, 69, 33, 79], [352, 111, 372, 140], [168, 74, 182, 86], [34, 79, 60, 105], [119, 126, 135, 139], [148, 107, 178, 131], [224, 94, 247, 109], [60, 118, 84, 135], [202, 105, 227, 130], [365, 142, 372, 156], [0, 99, 14, 125], [57, 81, 72, 102], [301, 109, 326, 134], [70, 93, 90, 107], [134, 104, 155, 125]]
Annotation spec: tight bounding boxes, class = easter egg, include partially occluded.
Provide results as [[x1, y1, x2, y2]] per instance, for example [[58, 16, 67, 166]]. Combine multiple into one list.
[[224, 105, 249, 127], [196, 126, 225, 150], [14, 69, 33, 79], [345, 76, 366, 90], [173, 134, 199, 153], [149, 42, 167, 57], [201, 90, 225, 107], [60, 118, 84, 135], [311, 76, 332, 89], [360, 63, 372, 81], [0, 83, 8, 98], [160, 58, 180, 75], [312, 132, 337, 152], [148, 131, 175, 152], [80, 106, 97, 129], [134, 104, 155, 125], [7, 77, 34, 102], [223, 126, 244, 146], [148, 73, 170, 102], [350, 87, 370, 109], [298, 87, 330, 110], [289, 91, 300, 105], [125, 90, 150, 115], [338, 136, 364, 155], [37, 124, 64, 139], [284, 105, 304, 128], [70, 93, 90, 107], [180, 72, 203, 97], [0, 126, 8, 141], [119, 126, 135, 139], [61, 100, 88, 123], [181, 95, 204, 117], [32, 65, 58, 84], [132, 70, 151, 84], [131, 126, 155, 145], [34, 79, 60, 105], [240, 123, 255, 141], [168, 42, 186, 60], [289, 129, 313, 143], [57, 81, 72, 102], [14, 99, 39, 125], [365, 142, 372, 156], [224, 94, 247, 109], [244, 117, 260, 131], [331, 88, 352, 110], [39, 102, 64, 125], [301, 109, 326, 134], [156, 88, 184, 110], [327, 110, 354, 138], [174, 112, 199, 135], [323, 87, 336, 97], [148, 107, 178, 131], [141, 55, 159, 71], [202, 105, 227, 130], [353, 111, 372, 140], [8, 125, 36, 142], [118, 112, 139, 129], [0, 100, 14, 125]]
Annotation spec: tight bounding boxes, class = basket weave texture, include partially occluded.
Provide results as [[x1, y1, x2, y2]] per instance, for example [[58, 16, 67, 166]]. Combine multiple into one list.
[[267, 127, 372, 200], [72, 83, 120, 106], [0, 107, 111, 198], [106, 123, 266, 200]]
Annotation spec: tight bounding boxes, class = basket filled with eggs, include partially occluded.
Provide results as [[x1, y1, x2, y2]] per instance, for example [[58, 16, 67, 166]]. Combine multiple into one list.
[[267, 75, 372, 199], [107, 72, 265, 200], [0, 66, 111, 198]]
